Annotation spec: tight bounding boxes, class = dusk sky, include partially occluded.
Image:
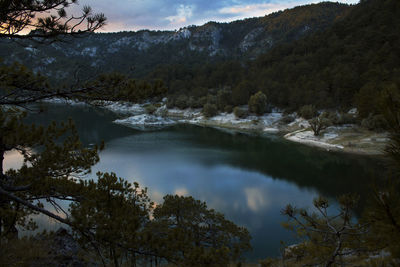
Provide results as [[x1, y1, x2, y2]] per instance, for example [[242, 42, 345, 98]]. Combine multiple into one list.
[[74, 0, 359, 32]]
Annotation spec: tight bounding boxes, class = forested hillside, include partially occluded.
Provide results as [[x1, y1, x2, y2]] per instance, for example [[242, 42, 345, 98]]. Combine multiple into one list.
[[2, 0, 400, 266], [154, 0, 400, 121], [0, 2, 349, 82], [2, 0, 398, 120], [251, 0, 400, 114]]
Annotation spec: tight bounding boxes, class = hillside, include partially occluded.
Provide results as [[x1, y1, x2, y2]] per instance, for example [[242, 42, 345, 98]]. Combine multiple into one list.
[[149, 0, 400, 122], [0, 2, 350, 82], [249, 0, 400, 113], [1, 0, 397, 122]]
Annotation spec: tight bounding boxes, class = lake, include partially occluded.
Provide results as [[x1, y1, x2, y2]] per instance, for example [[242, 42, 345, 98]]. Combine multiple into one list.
[[6, 103, 383, 262]]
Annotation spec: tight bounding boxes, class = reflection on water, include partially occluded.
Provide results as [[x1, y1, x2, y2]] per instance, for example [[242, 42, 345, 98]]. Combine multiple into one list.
[[6, 104, 383, 262], [4, 149, 71, 233]]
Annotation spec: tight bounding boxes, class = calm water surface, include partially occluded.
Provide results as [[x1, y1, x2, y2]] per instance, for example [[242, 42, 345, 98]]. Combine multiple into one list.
[[7, 104, 383, 262]]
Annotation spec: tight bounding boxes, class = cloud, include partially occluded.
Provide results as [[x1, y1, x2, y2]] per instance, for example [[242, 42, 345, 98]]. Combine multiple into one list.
[[166, 4, 194, 25], [218, 2, 293, 20], [174, 187, 189, 196], [74, 0, 360, 32], [150, 190, 164, 203], [244, 187, 270, 212]]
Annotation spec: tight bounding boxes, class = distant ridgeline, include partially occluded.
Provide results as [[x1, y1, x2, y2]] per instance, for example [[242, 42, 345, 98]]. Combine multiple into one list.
[[1, 0, 399, 117], [0, 3, 349, 81]]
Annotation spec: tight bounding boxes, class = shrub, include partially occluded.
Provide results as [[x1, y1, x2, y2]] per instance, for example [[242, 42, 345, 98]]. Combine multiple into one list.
[[321, 111, 338, 124], [187, 97, 195, 108], [217, 89, 232, 110], [337, 112, 357, 125], [232, 81, 251, 106], [145, 104, 157, 114], [202, 103, 218, 118], [309, 114, 332, 136], [298, 105, 317, 119], [187, 96, 206, 109], [234, 106, 248, 119], [175, 95, 189, 109], [206, 94, 217, 105], [198, 96, 208, 107], [224, 105, 233, 113], [166, 98, 175, 109], [361, 114, 388, 131], [248, 91, 268, 115]]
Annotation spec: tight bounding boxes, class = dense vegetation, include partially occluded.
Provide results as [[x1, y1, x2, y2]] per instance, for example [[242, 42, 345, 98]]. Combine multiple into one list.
[[1, 0, 400, 266], [260, 90, 400, 266], [0, 2, 251, 266], [2, 0, 398, 121], [0, 2, 349, 83], [151, 0, 400, 123]]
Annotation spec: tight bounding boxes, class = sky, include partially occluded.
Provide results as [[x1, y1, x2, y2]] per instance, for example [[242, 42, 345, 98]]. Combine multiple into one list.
[[73, 0, 359, 32]]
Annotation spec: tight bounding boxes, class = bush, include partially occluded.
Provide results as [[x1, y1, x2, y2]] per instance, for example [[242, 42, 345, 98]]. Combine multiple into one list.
[[187, 96, 207, 109], [166, 98, 175, 109], [224, 105, 233, 113], [248, 91, 268, 115], [318, 111, 357, 125], [145, 104, 157, 114], [198, 96, 208, 107], [175, 95, 189, 109], [337, 112, 357, 125], [217, 89, 232, 110], [361, 114, 388, 131], [202, 103, 218, 118], [232, 81, 251, 106], [321, 111, 338, 124], [234, 106, 248, 119], [206, 94, 217, 105], [298, 105, 317, 119], [187, 97, 195, 108]]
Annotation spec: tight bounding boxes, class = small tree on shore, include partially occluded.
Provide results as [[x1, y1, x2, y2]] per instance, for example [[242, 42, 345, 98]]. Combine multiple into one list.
[[309, 113, 332, 136], [202, 103, 218, 118], [298, 105, 318, 119], [234, 106, 248, 119], [248, 91, 268, 115]]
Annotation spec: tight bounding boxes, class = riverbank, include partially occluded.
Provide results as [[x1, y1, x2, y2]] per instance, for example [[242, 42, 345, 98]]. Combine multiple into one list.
[[100, 101, 388, 156]]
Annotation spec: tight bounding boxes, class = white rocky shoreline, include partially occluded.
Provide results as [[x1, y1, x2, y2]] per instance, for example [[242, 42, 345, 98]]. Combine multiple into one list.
[[100, 100, 388, 155], [43, 98, 389, 155]]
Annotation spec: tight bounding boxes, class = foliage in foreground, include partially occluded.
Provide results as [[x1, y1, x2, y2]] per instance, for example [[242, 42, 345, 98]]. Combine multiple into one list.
[[150, 195, 251, 266], [260, 85, 400, 267], [260, 192, 400, 267], [281, 195, 369, 266], [0, 2, 249, 266], [0, 123, 252, 266], [69, 178, 251, 266]]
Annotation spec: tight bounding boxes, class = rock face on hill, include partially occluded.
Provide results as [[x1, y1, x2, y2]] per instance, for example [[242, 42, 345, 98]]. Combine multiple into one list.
[[0, 2, 350, 81]]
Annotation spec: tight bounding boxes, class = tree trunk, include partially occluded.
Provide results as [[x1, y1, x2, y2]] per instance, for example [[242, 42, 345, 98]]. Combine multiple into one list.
[[0, 148, 5, 238]]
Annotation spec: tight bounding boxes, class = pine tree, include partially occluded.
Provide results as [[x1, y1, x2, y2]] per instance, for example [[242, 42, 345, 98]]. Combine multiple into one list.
[[0, 0, 106, 247], [0, 4, 251, 267]]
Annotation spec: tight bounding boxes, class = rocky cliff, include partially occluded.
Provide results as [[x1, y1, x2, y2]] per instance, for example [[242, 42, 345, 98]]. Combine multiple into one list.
[[0, 2, 351, 81]]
